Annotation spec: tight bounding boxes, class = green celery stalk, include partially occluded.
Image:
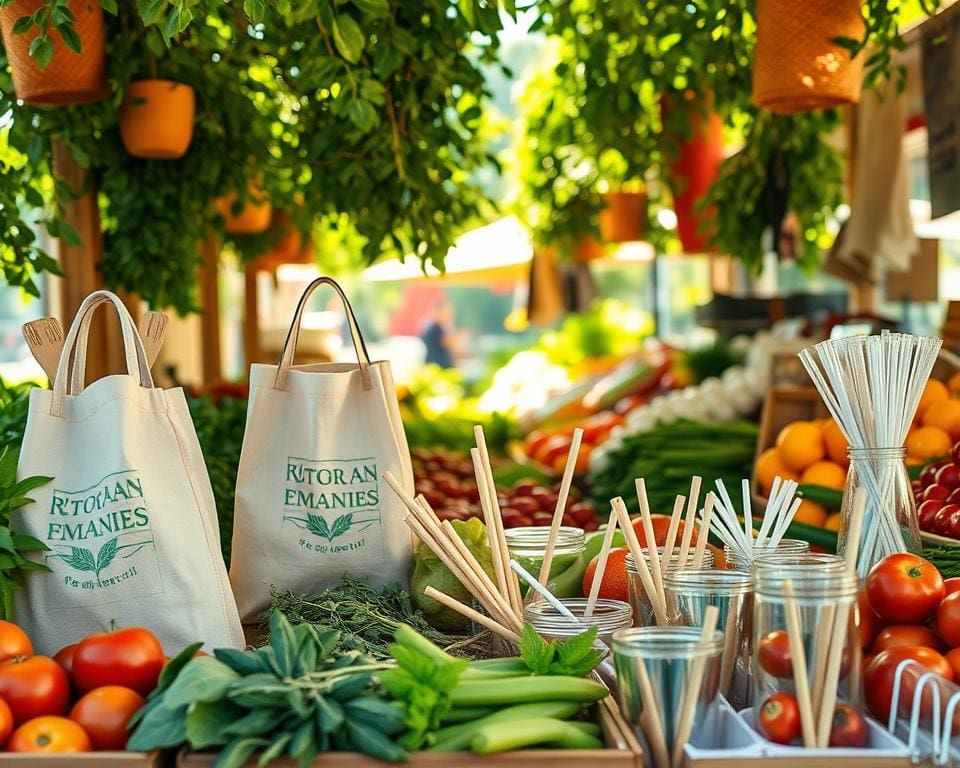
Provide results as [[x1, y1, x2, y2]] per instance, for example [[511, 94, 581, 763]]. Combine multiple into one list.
[[430, 701, 582, 751], [469, 718, 605, 754]]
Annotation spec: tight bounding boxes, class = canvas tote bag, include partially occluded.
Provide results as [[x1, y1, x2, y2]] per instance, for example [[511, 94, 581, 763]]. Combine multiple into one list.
[[15, 291, 244, 654], [231, 276, 414, 621]]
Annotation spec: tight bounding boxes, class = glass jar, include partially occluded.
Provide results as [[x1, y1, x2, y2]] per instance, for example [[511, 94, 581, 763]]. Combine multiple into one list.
[[626, 548, 714, 627], [663, 569, 754, 710], [612, 626, 723, 752], [505, 526, 585, 598], [840, 447, 920, 579], [752, 552, 847, 580], [752, 566, 858, 705], [725, 538, 809, 571], [524, 598, 633, 648]]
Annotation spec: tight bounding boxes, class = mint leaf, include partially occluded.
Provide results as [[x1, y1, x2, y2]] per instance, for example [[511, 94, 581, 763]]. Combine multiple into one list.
[[519, 623, 553, 674], [554, 627, 606, 676]]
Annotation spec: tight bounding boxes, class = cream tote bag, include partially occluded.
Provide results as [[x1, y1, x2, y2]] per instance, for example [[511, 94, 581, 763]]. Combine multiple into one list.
[[231, 277, 414, 622], [15, 291, 244, 654]]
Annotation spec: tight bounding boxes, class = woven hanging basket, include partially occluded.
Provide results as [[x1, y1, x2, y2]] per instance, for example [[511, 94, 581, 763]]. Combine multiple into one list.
[[753, 0, 866, 113], [0, 0, 107, 106]]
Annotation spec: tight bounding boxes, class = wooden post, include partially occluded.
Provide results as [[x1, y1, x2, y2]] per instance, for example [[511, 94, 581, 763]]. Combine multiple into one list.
[[198, 236, 222, 384], [51, 141, 140, 383], [243, 264, 261, 368]]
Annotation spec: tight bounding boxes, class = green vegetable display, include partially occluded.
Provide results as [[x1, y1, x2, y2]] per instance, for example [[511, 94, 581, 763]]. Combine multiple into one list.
[[589, 420, 758, 514], [924, 547, 960, 579], [270, 578, 465, 660]]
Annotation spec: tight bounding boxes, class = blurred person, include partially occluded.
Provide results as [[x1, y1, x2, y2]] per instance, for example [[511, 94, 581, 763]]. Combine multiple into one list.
[[420, 302, 464, 369]]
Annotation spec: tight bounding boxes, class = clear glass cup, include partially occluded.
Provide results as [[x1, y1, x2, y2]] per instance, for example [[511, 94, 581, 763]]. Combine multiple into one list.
[[626, 548, 714, 627], [725, 538, 809, 572], [840, 447, 921, 579], [612, 626, 723, 756], [664, 569, 754, 710], [753, 566, 858, 706], [524, 598, 633, 649]]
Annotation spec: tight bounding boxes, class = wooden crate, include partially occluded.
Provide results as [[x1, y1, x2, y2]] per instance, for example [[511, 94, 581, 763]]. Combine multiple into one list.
[[177, 696, 642, 768], [0, 753, 163, 767]]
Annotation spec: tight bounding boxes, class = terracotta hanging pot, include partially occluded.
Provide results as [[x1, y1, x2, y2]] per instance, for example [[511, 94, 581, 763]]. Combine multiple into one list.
[[574, 236, 605, 263], [753, 0, 865, 113], [0, 0, 107, 105], [252, 213, 314, 271], [662, 92, 724, 254], [214, 181, 272, 234], [599, 190, 647, 243], [119, 80, 196, 159]]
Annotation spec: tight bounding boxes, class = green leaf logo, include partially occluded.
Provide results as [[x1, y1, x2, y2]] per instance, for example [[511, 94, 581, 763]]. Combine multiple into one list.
[[59, 537, 119, 579], [96, 537, 118, 572], [305, 514, 353, 542]]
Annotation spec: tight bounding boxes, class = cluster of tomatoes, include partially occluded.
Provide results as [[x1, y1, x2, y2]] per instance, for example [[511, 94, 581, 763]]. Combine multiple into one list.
[[0, 621, 164, 753], [915, 443, 960, 539]]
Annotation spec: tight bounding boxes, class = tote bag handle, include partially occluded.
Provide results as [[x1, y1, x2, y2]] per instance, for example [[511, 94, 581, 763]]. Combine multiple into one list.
[[51, 291, 154, 417], [275, 276, 372, 391]]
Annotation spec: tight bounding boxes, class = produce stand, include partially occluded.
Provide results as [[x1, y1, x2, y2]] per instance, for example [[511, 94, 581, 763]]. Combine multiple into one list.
[[0, 755, 162, 767]]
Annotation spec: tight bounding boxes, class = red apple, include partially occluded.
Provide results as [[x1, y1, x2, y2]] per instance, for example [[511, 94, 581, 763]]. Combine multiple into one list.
[[509, 496, 540, 516], [530, 488, 557, 512], [949, 510, 960, 539], [919, 499, 943, 531], [512, 480, 538, 497], [936, 504, 960, 534], [925, 484, 951, 502], [952, 442, 960, 465], [937, 464, 960, 490], [921, 463, 943, 486]]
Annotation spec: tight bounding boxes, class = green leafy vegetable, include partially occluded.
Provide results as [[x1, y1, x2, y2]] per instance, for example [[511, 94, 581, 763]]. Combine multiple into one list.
[[518, 625, 607, 678]]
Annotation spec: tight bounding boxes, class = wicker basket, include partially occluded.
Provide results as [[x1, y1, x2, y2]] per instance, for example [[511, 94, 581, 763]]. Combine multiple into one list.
[[753, 0, 865, 113], [0, 0, 107, 106]]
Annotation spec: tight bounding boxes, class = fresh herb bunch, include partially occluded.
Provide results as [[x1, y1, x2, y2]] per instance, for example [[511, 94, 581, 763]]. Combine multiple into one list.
[[518, 624, 607, 678], [128, 611, 408, 765], [0, 446, 52, 618], [682, 341, 744, 384], [187, 393, 247, 566], [270, 578, 465, 661]]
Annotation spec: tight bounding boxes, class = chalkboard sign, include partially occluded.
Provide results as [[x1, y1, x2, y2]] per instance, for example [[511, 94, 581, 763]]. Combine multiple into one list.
[[922, 9, 960, 219]]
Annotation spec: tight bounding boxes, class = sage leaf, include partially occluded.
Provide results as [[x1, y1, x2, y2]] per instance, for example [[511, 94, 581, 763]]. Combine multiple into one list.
[[215, 737, 267, 768], [215, 647, 268, 676], [126, 701, 188, 750], [185, 700, 242, 749], [156, 642, 204, 693], [164, 657, 239, 709], [315, 697, 344, 733], [269, 610, 298, 676]]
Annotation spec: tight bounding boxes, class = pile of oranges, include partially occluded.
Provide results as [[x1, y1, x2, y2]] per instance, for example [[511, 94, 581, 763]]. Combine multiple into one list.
[[755, 418, 849, 530], [905, 377, 960, 464]]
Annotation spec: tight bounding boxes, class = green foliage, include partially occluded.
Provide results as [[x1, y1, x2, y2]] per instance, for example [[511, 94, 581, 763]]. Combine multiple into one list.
[[128, 611, 408, 765], [0, 2, 511, 312], [518, 624, 606, 678], [0, 379, 35, 447], [0, 446, 52, 620]]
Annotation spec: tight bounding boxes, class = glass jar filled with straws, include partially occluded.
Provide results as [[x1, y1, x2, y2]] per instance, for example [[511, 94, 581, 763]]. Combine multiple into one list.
[[505, 526, 585, 597], [627, 548, 714, 626], [725, 539, 809, 571], [799, 333, 941, 577], [753, 566, 859, 730], [524, 598, 632, 648]]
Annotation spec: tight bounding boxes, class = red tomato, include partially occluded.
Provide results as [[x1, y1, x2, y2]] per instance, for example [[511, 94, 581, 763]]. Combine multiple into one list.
[[946, 647, 960, 680], [873, 625, 944, 653], [72, 628, 165, 696], [864, 646, 954, 721], [69, 686, 144, 751], [52, 644, 77, 681], [938, 592, 960, 647], [0, 622, 32, 663], [757, 631, 792, 678], [857, 591, 886, 649], [829, 703, 868, 747], [945, 578, 960, 598], [0, 656, 70, 725], [8, 716, 91, 753], [866, 553, 945, 624], [757, 692, 801, 744], [918, 499, 943, 532]]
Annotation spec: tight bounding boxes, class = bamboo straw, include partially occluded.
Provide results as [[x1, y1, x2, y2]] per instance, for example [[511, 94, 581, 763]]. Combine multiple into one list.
[[671, 605, 720, 768], [470, 448, 517, 615], [584, 506, 619, 618], [660, 494, 686, 579], [538, 427, 584, 588], [676, 476, 701, 568], [440, 520, 522, 632], [810, 604, 836, 722], [636, 478, 666, 612], [635, 654, 671, 768], [692, 494, 715, 567], [783, 580, 816, 748], [474, 428, 524, 613], [424, 587, 520, 644], [613, 497, 667, 625]]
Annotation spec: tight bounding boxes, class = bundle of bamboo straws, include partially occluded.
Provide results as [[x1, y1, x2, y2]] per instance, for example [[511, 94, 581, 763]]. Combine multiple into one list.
[[383, 425, 586, 643]]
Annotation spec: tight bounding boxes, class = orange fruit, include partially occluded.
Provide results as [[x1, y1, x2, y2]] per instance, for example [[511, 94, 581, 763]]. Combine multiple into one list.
[[905, 426, 952, 461], [793, 500, 827, 528], [917, 379, 949, 421], [800, 461, 847, 491], [949, 372, 960, 396], [630, 514, 691, 547], [922, 399, 960, 440], [582, 547, 629, 601], [822, 420, 849, 466], [706, 543, 726, 569], [776, 421, 825, 472], [824, 513, 842, 532], [754, 448, 799, 495]]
